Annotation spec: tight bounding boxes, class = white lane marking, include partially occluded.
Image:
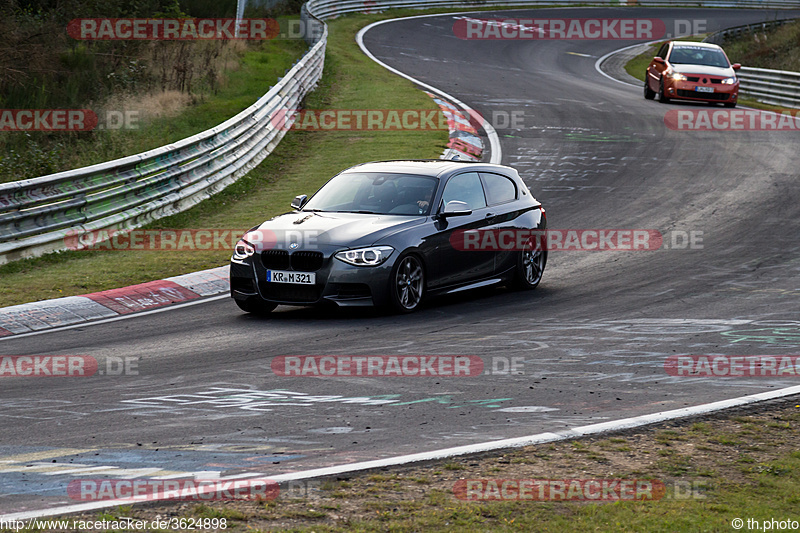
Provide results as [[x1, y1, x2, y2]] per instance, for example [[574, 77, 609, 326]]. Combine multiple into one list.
[[494, 406, 559, 412], [356, 18, 502, 164], [5, 383, 800, 521], [0, 294, 229, 342], [594, 39, 664, 87]]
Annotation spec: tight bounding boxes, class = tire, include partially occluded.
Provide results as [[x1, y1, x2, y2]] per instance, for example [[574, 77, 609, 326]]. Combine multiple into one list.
[[389, 254, 425, 313], [644, 79, 656, 100], [724, 102, 736, 108], [235, 297, 278, 315], [513, 238, 547, 290], [657, 79, 670, 104]]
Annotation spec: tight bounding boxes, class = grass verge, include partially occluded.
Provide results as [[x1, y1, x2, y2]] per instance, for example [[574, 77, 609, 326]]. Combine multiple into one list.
[[0, 11, 449, 308], [0, 24, 308, 184], [25, 397, 800, 532], [625, 43, 661, 83], [721, 20, 800, 72]]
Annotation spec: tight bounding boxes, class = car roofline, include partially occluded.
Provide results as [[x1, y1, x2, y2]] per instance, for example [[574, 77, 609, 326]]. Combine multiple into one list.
[[347, 159, 484, 166], [671, 41, 722, 49], [344, 160, 515, 178]]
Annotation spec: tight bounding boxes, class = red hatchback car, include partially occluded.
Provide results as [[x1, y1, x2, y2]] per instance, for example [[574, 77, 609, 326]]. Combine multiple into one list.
[[645, 41, 741, 107]]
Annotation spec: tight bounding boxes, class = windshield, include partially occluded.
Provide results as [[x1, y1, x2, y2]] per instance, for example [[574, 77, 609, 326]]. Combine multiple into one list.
[[669, 46, 730, 68], [303, 172, 439, 216]]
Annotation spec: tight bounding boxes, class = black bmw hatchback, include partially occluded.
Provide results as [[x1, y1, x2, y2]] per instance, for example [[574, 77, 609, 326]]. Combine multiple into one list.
[[230, 160, 546, 314]]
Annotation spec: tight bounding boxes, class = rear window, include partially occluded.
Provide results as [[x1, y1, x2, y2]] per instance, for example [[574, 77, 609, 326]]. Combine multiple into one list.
[[480, 172, 517, 206]]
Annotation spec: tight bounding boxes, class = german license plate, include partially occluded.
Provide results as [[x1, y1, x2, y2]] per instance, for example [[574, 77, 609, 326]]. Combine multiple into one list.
[[695, 86, 714, 93], [266, 270, 315, 284]]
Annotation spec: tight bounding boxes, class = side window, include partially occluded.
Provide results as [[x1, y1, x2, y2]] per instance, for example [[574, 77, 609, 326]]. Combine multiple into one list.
[[480, 173, 517, 206], [657, 44, 669, 60], [441, 172, 486, 210]]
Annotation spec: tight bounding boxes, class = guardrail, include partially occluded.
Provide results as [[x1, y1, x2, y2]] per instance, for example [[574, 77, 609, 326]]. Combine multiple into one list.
[[3, 1, 800, 265], [703, 18, 795, 44], [736, 66, 800, 107], [0, 12, 326, 265], [703, 19, 800, 108]]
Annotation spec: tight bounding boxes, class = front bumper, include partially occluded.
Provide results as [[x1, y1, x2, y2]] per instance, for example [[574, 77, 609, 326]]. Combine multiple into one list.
[[230, 247, 396, 308], [665, 79, 738, 103]]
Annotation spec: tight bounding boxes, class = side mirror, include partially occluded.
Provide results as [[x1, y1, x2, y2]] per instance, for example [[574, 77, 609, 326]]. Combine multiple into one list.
[[441, 200, 472, 217], [653, 57, 666, 65], [731, 63, 741, 70], [291, 194, 308, 210]]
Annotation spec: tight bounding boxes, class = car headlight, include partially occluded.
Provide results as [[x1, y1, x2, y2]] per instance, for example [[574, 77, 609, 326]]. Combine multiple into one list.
[[668, 72, 687, 81], [233, 239, 255, 261], [335, 246, 394, 266], [721, 76, 737, 85]]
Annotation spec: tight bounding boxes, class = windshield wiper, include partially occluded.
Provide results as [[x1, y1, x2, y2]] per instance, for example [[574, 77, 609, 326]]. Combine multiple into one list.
[[335, 210, 378, 214]]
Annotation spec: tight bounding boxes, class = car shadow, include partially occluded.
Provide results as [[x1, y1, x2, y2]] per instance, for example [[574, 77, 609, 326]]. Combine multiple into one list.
[[231, 283, 557, 323]]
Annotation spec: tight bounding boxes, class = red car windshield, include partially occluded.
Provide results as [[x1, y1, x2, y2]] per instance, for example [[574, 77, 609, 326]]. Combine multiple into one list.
[[669, 46, 729, 68]]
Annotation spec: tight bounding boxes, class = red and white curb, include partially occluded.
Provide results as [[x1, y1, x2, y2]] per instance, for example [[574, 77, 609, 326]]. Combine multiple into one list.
[[426, 91, 484, 161], [357, 17, 501, 164], [0, 266, 229, 337]]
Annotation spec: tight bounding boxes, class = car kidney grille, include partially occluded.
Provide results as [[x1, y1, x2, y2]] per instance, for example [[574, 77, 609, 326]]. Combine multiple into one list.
[[291, 251, 324, 272], [261, 249, 290, 270]]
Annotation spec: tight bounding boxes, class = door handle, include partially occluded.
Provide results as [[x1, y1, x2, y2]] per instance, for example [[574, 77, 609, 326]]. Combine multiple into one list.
[[485, 213, 496, 220]]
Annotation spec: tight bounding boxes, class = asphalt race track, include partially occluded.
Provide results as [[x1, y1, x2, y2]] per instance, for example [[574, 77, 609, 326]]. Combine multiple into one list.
[[2, 7, 800, 516]]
